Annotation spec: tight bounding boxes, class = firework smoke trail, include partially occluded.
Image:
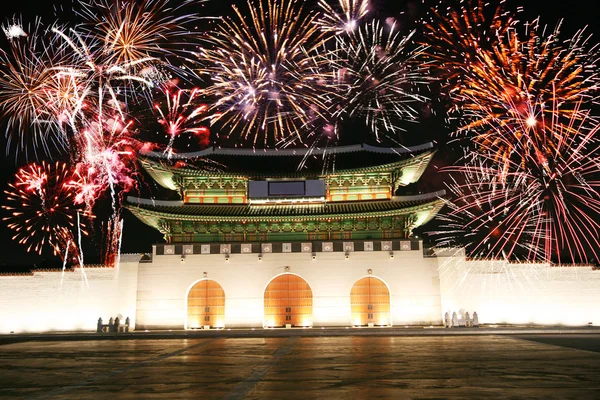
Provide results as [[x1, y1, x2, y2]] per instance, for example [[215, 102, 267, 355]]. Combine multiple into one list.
[[76, 211, 89, 288], [23, 166, 47, 207], [199, 0, 328, 146], [60, 239, 70, 290], [114, 218, 124, 274], [316, 0, 370, 35], [154, 88, 209, 158]]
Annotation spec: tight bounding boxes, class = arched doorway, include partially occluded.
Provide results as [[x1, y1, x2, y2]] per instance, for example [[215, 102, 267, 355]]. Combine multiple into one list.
[[264, 273, 313, 328], [187, 279, 225, 329], [350, 276, 391, 326]]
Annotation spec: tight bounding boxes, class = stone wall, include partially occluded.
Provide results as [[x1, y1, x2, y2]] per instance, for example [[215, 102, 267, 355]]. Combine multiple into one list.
[[5, 246, 597, 333], [437, 251, 600, 326], [0, 255, 139, 334], [135, 246, 443, 329]]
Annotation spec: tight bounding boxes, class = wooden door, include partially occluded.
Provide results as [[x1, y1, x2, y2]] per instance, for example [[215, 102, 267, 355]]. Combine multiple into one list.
[[187, 280, 226, 328], [264, 274, 312, 327], [350, 277, 390, 326]]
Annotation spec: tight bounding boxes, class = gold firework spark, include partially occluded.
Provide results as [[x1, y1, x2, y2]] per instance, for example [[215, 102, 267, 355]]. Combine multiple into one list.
[[422, 0, 519, 86], [0, 20, 71, 158], [79, 0, 200, 69]]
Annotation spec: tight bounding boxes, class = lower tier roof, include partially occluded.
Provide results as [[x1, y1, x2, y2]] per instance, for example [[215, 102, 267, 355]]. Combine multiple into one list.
[[126, 191, 445, 222]]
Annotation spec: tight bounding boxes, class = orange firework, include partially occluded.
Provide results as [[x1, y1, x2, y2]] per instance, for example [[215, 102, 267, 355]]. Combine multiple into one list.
[[424, 2, 600, 162], [422, 0, 519, 86], [456, 20, 600, 135]]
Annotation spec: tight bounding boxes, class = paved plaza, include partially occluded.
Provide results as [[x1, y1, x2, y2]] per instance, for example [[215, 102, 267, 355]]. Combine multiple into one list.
[[1, 334, 600, 399]]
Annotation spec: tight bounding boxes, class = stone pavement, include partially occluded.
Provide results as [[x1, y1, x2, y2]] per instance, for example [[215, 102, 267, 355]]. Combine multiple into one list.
[[1, 334, 600, 399], [2, 325, 600, 344]]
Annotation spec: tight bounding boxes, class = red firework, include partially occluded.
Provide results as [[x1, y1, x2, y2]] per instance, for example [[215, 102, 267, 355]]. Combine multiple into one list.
[[154, 88, 210, 157], [2, 161, 90, 257], [434, 109, 600, 264]]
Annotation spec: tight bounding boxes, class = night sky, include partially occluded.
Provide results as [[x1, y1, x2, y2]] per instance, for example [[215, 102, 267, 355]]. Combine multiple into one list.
[[0, 0, 597, 269]]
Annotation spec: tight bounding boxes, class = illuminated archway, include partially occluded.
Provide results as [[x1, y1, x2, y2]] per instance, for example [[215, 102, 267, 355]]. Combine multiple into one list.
[[350, 276, 391, 326], [187, 279, 226, 329], [264, 273, 313, 328]]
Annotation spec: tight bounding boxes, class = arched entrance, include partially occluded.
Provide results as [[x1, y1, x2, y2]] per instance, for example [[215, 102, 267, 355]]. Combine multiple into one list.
[[264, 273, 313, 328], [350, 276, 391, 326], [187, 279, 225, 329]]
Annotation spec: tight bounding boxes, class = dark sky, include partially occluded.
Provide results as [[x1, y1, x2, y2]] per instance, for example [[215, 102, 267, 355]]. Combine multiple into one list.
[[0, 0, 598, 268]]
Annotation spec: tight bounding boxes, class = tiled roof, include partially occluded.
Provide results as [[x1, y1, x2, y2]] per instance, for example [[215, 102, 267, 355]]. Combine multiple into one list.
[[140, 143, 436, 177], [144, 143, 434, 159], [126, 191, 446, 220]]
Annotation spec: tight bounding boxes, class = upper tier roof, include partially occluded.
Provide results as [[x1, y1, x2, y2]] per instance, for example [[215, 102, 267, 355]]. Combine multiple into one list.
[[140, 143, 436, 190], [145, 142, 434, 159]]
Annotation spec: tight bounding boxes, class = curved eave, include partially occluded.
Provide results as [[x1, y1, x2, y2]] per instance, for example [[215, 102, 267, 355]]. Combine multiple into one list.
[[410, 197, 445, 229], [126, 207, 165, 232], [396, 151, 436, 186], [139, 158, 180, 191]]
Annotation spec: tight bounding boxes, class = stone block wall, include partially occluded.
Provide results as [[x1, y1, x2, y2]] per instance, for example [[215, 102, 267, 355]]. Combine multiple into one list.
[[437, 252, 600, 326], [0, 255, 139, 334], [135, 247, 443, 329]]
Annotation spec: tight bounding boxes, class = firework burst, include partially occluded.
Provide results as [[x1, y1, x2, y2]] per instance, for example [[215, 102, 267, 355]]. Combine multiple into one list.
[[78, 0, 201, 78], [0, 20, 72, 158], [316, 0, 370, 35], [0, 1, 205, 266], [456, 20, 600, 136], [67, 114, 138, 213], [2, 161, 89, 257], [434, 160, 541, 261], [50, 25, 157, 116], [328, 22, 429, 141], [421, 0, 519, 86], [434, 108, 600, 264], [154, 88, 210, 158], [199, 0, 328, 146]]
